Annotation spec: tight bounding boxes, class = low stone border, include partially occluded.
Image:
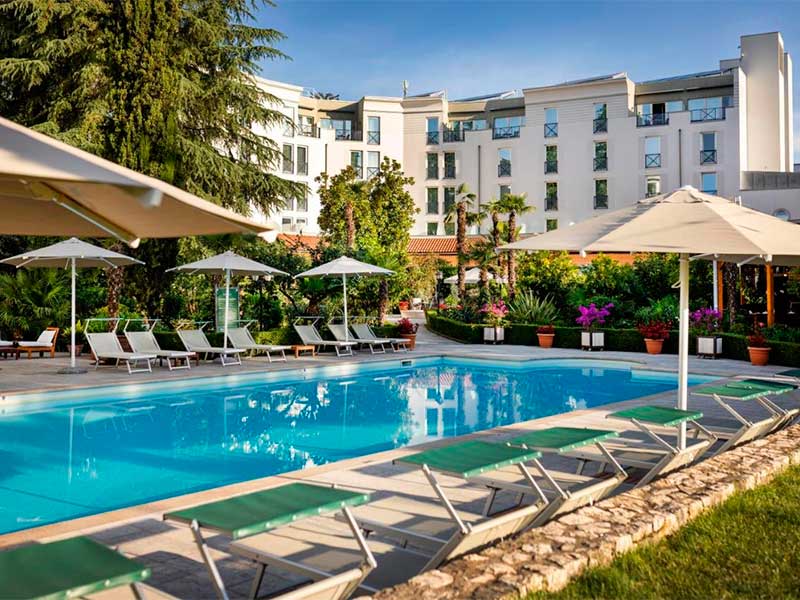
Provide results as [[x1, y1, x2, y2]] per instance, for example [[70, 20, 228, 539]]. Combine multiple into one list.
[[368, 424, 800, 600]]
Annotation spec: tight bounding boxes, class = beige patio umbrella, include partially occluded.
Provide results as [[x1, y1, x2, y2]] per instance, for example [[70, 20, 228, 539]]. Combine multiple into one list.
[[0, 116, 272, 246], [500, 186, 800, 449], [444, 267, 507, 285]]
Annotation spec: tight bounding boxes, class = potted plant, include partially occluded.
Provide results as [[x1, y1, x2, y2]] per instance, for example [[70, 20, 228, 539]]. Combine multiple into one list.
[[747, 324, 771, 366], [637, 320, 672, 355], [537, 324, 556, 348], [397, 317, 418, 350], [481, 301, 508, 344], [691, 307, 723, 358], [64, 320, 86, 357], [576, 303, 612, 350]]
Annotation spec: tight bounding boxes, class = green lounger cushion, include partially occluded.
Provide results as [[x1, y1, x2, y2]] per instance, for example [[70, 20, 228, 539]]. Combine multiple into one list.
[[778, 369, 800, 378], [609, 405, 703, 426], [397, 440, 542, 479], [165, 482, 370, 540], [0, 536, 150, 600], [727, 378, 796, 394], [507, 427, 619, 453], [693, 384, 774, 400]]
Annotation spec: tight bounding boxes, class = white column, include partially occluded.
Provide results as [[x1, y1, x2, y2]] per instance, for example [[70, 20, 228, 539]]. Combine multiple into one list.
[[70, 257, 76, 369], [678, 254, 690, 450], [712, 259, 719, 310], [342, 274, 349, 341], [223, 269, 231, 350]]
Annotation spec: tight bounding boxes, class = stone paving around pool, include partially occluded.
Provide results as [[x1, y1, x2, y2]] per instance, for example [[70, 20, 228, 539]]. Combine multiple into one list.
[[0, 322, 798, 599]]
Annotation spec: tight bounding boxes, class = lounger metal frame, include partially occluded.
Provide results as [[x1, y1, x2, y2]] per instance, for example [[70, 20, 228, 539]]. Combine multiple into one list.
[[85, 332, 156, 374], [176, 324, 243, 366], [124, 320, 194, 371], [293, 320, 355, 357], [328, 323, 385, 354], [227, 322, 289, 363]]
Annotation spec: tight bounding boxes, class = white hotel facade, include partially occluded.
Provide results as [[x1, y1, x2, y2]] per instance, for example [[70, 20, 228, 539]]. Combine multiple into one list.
[[256, 31, 797, 237]]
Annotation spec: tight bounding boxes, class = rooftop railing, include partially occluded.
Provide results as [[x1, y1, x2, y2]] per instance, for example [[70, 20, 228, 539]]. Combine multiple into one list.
[[691, 107, 725, 122], [492, 126, 521, 139], [637, 113, 669, 127]]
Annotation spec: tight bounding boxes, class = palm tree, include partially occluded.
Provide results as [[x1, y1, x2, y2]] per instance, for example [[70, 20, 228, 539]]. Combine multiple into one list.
[[444, 183, 477, 299], [468, 239, 499, 300], [310, 91, 340, 100], [495, 193, 534, 299]]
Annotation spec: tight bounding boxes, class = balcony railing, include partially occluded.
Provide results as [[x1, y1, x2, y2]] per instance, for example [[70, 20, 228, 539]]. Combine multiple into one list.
[[545, 196, 558, 211], [593, 156, 608, 171], [544, 159, 558, 174], [594, 194, 609, 209], [645, 153, 662, 168], [444, 166, 456, 179], [544, 123, 558, 138], [335, 129, 361, 141], [367, 167, 379, 179], [426, 167, 438, 180], [298, 124, 319, 137], [637, 113, 669, 127], [493, 126, 521, 139], [426, 131, 440, 145], [351, 166, 363, 179], [700, 149, 718, 164], [498, 162, 511, 177], [593, 118, 608, 134], [443, 129, 465, 143], [297, 162, 309, 176], [367, 131, 381, 145], [691, 107, 725, 122]]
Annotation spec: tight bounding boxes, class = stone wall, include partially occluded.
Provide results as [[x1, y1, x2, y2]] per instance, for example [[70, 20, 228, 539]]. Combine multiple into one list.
[[367, 425, 800, 600]]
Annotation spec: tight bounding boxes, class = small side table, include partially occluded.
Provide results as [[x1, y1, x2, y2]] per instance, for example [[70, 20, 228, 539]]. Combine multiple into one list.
[[0, 347, 20, 360], [291, 344, 316, 358]]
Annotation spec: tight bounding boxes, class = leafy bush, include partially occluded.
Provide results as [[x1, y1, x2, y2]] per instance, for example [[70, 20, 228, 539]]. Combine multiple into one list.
[[0, 269, 69, 338], [582, 255, 635, 299], [517, 251, 581, 308], [508, 291, 558, 324], [635, 296, 679, 325]]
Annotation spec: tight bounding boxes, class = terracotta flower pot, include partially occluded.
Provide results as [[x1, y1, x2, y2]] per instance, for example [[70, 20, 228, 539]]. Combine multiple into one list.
[[748, 346, 770, 366], [400, 333, 416, 350], [644, 338, 664, 355], [398, 301, 409, 311], [537, 333, 555, 348]]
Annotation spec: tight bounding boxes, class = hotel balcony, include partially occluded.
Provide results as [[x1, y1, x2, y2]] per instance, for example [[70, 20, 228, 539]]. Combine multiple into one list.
[[593, 118, 608, 134], [545, 196, 558, 211], [691, 107, 725, 122], [593, 156, 608, 171], [367, 131, 381, 145], [335, 129, 362, 141], [544, 159, 558, 174], [426, 131, 440, 145], [544, 123, 558, 138], [298, 124, 319, 138], [645, 153, 662, 168], [442, 129, 465, 143], [701, 149, 718, 165], [637, 113, 669, 127], [492, 126, 521, 140], [594, 194, 609, 209], [498, 161, 511, 177]]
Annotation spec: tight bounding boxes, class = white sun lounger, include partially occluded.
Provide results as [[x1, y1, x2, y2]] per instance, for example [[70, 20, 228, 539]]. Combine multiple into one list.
[[352, 323, 409, 352], [177, 329, 244, 366], [327, 324, 386, 354], [125, 330, 195, 371], [227, 327, 291, 363], [294, 324, 356, 357], [85, 332, 156, 374]]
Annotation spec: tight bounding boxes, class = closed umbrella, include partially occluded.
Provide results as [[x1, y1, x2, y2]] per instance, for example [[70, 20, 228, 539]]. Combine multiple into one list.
[[1, 238, 143, 373], [444, 267, 507, 285], [294, 257, 394, 341], [0, 116, 272, 246], [167, 252, 288, 349], [500, 185, 800, 449]]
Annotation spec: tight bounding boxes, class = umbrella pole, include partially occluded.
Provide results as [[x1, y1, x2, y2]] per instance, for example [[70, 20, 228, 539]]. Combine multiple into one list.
[[343, 274, 349, 342], [678, 254, 690, 450], [224, 269, 230, 350], [70, 257, 76, 369]]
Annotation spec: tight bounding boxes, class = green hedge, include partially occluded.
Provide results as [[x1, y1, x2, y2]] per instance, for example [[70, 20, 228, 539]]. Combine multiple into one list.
[[425, 312, 800, 367]]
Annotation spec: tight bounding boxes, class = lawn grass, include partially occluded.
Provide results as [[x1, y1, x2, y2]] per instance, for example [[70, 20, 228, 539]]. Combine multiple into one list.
[[527, 465, 800, 600]]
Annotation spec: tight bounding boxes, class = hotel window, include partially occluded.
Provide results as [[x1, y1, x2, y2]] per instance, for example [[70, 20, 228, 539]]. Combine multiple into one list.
[[321, 118, 353, 140], [689, 97, 730, 122], [498, 148, 511, 177], [367, 116, 381, 145], [298, 115, 315, 137], [426, 188, 439, 214], [594, 179, 608, 209], [545, 182, 558, 211], [645, 136, 661, 168], [546, 219, 558, 232], [593, 103, 608, 133], [701, 172, 718, 195], [545, 145, 557, 174], [367, 151, 380, 178], [701, 132, 717, 164], [444, 152, 456, 178], [444, 221, 455, 235], [636, 103, 668, 127], [426, 153, 438, 179], [444, 186, 456, 213], [646, 175, 661, 197], [544, 108, 558, 137], [350, 150, 363, 178], [458, 118, 488, 131], [666, 100, 684, 113], [594, 141, 608, 171], [282, 108, 295, 137], [493, 116, 523, 139], [296, 146, 308, 176], [297, 188, 308, 212], [426, 117, 440, 144], [295, 217, 307, 230], [427, 222, 439, 235], [499, 184, 511, 199], [281, 217, 292, 231], [282, 144, 294, 174]]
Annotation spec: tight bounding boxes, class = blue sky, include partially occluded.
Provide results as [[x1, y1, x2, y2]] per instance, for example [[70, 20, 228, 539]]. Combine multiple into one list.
[[257, 0, 800, 161]]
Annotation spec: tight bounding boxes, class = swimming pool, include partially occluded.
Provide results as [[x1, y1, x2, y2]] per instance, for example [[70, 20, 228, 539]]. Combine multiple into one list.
[[0, 357, 716, 534]]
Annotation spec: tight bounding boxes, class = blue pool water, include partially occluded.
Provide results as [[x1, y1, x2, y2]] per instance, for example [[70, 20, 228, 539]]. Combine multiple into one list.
[[0, 357, 715, 534]]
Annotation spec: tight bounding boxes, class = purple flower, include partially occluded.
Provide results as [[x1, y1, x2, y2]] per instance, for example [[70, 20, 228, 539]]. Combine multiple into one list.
[[576, 303, 613, 331]]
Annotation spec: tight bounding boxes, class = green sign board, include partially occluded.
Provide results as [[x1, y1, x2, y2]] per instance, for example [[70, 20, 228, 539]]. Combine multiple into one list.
[[215, 286, 239, 332]]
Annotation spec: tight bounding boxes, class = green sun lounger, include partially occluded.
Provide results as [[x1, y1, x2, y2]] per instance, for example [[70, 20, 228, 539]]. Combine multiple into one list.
[[0, 536, 151, 600], [347, 440, 548, 575], [570, 406, 715, 488], [473, 427, 628, 526], [694, 379, 798, 455], [164, 482, 375, 600]]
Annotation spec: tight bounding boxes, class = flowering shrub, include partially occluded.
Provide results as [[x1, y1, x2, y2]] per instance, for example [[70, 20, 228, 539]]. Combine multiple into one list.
[[397, 318, 418, 335], [481, 300, 509, 327], [576, 302, 613, 331], [637, 320, 672, 340], [747, 323, 769, 347], [690, 307, 722, 336]]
